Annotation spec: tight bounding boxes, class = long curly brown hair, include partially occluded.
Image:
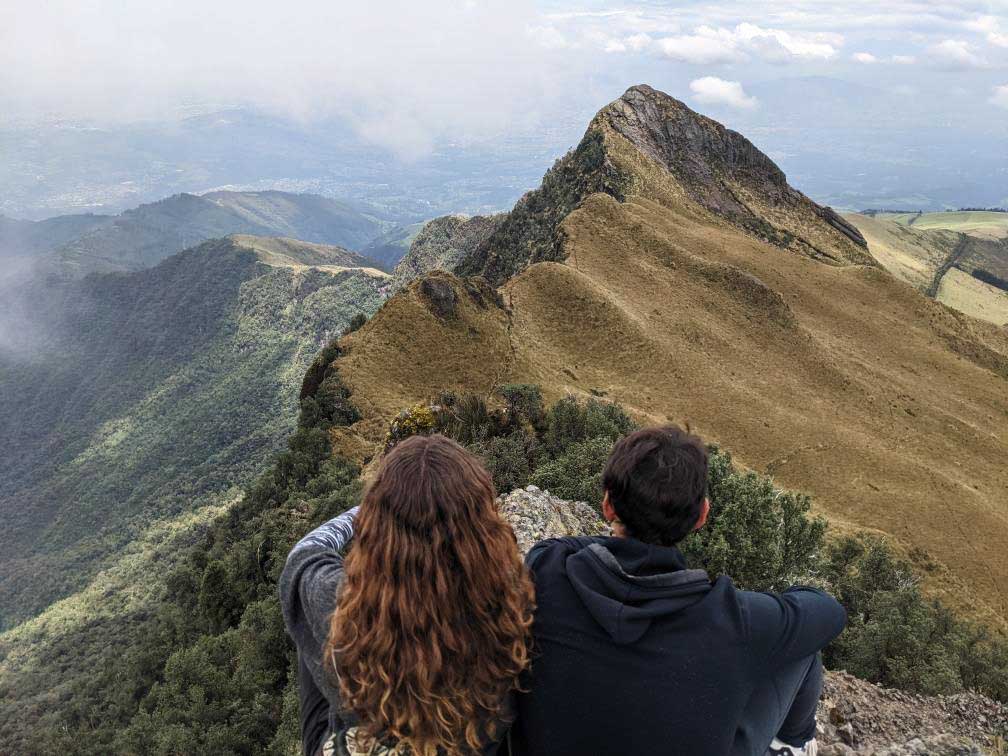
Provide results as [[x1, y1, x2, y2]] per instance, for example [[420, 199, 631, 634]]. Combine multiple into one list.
[[326, 434, 535, 755]]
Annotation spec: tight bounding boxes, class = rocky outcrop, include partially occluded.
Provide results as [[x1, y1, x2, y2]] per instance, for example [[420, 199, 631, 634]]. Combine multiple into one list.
[[496, 488, 1007, 755], [392, 214, 503, 289], [496, 485, 608, 555], [454, 129, 630, 285], [817, 671, 1007, 755], [594, 85, 874, 266]]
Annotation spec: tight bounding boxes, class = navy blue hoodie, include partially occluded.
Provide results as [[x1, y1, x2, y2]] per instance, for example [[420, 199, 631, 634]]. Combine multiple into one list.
[[512, 536, 846, 756]]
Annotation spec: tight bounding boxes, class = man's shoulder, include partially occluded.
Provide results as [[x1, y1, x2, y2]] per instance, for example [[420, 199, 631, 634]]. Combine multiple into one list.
[[524, 535, 605, 571]]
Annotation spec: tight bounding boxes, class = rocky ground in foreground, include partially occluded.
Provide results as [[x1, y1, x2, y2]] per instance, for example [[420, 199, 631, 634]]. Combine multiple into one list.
[[497, 486, 1008, 756], [818, 671, 1007, 755]]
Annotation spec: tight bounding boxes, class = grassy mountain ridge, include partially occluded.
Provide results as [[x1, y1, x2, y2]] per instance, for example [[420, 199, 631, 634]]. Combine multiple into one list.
[[228, 234, 388, 273]]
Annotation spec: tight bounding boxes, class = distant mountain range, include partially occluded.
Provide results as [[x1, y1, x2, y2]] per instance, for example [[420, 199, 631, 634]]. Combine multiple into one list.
[[23, 190, 391, 278]]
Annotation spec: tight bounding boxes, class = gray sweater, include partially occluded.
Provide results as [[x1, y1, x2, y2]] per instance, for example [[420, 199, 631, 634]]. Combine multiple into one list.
[[279, 507, 512, 755], [280, 506, 361, 752]]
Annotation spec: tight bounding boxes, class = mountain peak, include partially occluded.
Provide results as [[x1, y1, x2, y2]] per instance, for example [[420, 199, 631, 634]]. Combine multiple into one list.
[[595, 85, 868, 255], [599, 84, 788, 197], [458, 84, 872, 285]]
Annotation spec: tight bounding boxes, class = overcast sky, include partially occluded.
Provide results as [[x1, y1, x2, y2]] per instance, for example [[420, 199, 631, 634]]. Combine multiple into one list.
[[2, 0, 1006, 158]]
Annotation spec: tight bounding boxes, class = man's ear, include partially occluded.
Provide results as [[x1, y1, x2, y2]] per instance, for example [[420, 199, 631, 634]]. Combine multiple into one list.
[[693, 498, 710, 531], [602, 491, 616, 523]]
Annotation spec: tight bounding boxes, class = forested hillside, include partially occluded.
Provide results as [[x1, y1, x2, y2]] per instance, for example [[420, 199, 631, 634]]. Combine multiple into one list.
[[0, 235, 388, 629]]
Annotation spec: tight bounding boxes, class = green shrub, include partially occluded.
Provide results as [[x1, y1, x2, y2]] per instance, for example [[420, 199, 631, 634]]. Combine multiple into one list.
[[822, 536, 1008, 700], [469, 430, 537, 495], [498, 383, 545, 430], [540, 395, 635, 458], [432, 392, 501, 446], [384, 402, 438, 451], [529, 436, 614, 506], [681, 447, 827, 593]]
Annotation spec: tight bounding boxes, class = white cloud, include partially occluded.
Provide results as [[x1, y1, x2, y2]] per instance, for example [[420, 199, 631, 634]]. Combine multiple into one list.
[[929, 39, 986, 68], [659, 31, 745, 64], [657, 23, 840, 65], [734, 23, 841, 61], [856, 52, 918, 64], [528, 24, 569, 49], [966, 15, 1008, 48], [689, 76, 758, 109], [990, 84, 1008, 109], [604, 33, 654, 54]]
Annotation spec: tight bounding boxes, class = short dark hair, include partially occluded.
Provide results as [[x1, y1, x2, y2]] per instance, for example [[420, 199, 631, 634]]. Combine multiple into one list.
[[602, 425, 709, 546]]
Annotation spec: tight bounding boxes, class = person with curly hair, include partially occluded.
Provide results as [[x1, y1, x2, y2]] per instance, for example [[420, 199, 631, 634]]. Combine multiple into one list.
[[280, 434, 534, 756]]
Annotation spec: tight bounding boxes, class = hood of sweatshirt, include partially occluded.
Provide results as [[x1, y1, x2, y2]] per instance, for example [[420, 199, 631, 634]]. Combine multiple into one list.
[[564, 538, 712, 645]]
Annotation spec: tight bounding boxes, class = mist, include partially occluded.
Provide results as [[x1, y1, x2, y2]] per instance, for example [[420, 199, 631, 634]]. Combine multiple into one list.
[[1, 0, 581, 159]]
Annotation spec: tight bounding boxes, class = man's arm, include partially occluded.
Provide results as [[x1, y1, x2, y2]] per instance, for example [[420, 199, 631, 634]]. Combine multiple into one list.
[[742, 586, 847, 670], [278, 506, 360, 648]]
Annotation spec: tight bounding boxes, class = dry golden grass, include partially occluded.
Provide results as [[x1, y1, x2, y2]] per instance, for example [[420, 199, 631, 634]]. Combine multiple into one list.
[[230, 234, 388, 276], [937, 268, 1008, 326], [328, 136, 1008, 626], [846, 215, 1008, 327], [844, 214, 954, 291]]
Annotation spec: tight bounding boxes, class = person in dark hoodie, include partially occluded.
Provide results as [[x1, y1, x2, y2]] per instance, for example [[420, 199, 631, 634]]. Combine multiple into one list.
[[513, 425, 846, 756]]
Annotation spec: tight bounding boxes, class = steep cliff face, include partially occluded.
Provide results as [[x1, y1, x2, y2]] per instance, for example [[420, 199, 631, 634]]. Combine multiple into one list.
[[595, 85, 870, 263]]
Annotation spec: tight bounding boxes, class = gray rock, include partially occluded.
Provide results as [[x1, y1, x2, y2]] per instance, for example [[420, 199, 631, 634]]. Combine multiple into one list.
[[870, 735, 984, 756], [497, 485, 608, 557]]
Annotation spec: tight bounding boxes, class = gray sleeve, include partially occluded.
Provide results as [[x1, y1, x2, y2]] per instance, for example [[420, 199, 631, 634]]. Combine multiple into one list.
[[290, 505, 360, 557], [279, 506, 360, 655]]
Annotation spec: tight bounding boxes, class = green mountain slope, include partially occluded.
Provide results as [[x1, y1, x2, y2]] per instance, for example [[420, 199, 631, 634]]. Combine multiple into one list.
[[0, 213, 111, 258], [876, 210, 1008, 240], [847, 213, 1008, 326], [359, 220, 427, 270], [4, 85, 1006, 755], [0, 235, 388, 626], [46, 191, 389, 278]]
